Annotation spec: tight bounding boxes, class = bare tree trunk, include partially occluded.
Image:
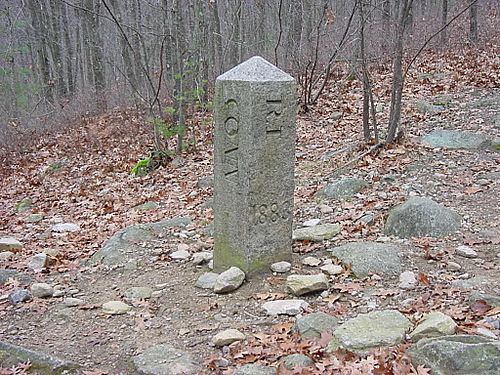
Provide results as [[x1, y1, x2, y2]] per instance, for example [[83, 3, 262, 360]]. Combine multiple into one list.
[[440, 0, 448, 45], [469, 0, 478, 43], [61, 2, 75, 96], [359, 0, 371, 141]]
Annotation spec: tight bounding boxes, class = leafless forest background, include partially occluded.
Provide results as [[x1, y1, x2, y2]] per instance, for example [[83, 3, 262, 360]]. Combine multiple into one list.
[[0, 0, 498, 152]]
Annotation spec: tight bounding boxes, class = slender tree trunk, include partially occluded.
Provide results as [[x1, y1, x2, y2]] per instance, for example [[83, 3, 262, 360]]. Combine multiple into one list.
[[440, 0, 448, 45], [469, 0, 478, 43], [61, 2, 75, 96]]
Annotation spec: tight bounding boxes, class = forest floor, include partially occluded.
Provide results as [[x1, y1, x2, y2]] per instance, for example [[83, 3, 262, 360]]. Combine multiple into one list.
[[0, 45, 499, 374]]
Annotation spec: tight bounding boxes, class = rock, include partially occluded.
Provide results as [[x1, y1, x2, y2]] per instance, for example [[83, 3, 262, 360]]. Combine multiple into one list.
[[262, 300, 309, 316], [234, 364, 276, 375], [51, 223, 80, 233], [385, 197, 461, 238], [491, 136, 500, 151], [320, 264, 343, 276], [286, 274, 329, 296], [319, 204, 334, 213], [456, 245, 478, 258], [30, 283, 54, 298], [469, 291, 500, 307], [302, 219, 321, 227], [0, 341, 80, 374], [0, 269, 32, 286], [25, 213, 44, 223], [26, 253, 49, 273], [446, 261, 462, 272], [213, 267, 245, 294], [302, 256, 321, 267], [102, 301, 131, 315], [8, 288, 31, 304], [124, 286, 153, 300], [399, 271, 418, 290], [451, 275, 491, 290], [330, 111, 343, 121], [0, 237, 23, 251], [281, 354, 314, 370], [329, 242, 401, 278], [359, 214, 375, 226], [270, 261, 291, 273], [293, 312, 338, 338], [197, 175, 214, 189], [293, 224, 341, 241], [132, 344, 200, 375], [192, 251, 213, 265], [212, 329, 246, 347], [170, 249, 190, 261], [62, 298, 84, 307], [410, 312, 457, 342], [195, 272, 219, 289], [90, 217, 192, 267], [414, 100, 446, 115], [133, 201, 159, 211], [15, 198, 32, 212], [0, 251, 14, 261], [316, 178, 369, 200], [328, 310, 412, 355], [421, 130, 491, 149], [408, 335, 500, 375]]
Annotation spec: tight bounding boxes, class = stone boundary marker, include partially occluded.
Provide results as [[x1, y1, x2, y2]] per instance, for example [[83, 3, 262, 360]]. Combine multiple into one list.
[[213, 56, 296, 276]]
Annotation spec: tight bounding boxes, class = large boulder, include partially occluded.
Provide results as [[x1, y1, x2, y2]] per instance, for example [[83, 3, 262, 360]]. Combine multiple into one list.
[[328, 310, 411, 355], [329, 242, 401, 278], [131, 344, 200, 375], [0, 341, 79, 374], [408, 335, 500, 375], [293, 312, 338, 338], [316, 178, 369, 200], [421, 130, 490, 149], [409, 312, 457, 342], [90, 217, 191, 266], [385, 197, 461, 238]]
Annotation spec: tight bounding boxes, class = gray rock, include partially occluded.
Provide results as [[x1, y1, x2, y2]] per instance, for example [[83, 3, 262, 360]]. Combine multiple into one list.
[[316, 178, 369, 200], [62, 298, 84, 307], [447, 261, 462, 272], [286, 274, 329, 296], [262, 300, 309, 316], [399, 271, 418, 290], [8, 288, 31, 304], [102, 301, 131, 315], [320, 264, 343, 276], [328, 310, 412, 355], [30, 283, 54, 298], [0, 341, 80, 374], [0, 237, 23, 251], [293, 224, 341, 241], [213, 267, 245, 294], [408, 335, 500, 375], [281, 354, 314, 370], [293, 312, 338, 338], [385, 197, 461, 238], [0, 269, 32, 286], [451, 276, 491, 290], [27, 253, 49, 273], [456, 245, 478, 258], [213, 57, 295, 276], [124, 287, 153, 300], [415, 100, 446, 115], [234, 364, 276, 375], [90, 217, 191, 266], [170, 249, 190, 261], [359, 214, 375, 226], [51, 223, 80, 233], [410, 312, 457, 341], [330, 111, 343, 121], [469, 291, 500, 308], [212, 329, 245, 347], [192, 251, 213, 265], [302, 256, 321, 267], [195, 272, 219, 289], [329, 241, 401, 278], [197, 175, 214, 189], [25, 213, 44, 223], [15, 198, 32, 212], [133, 201, 159, 211], [270, 261, 291, 273], [132, 344, 200, 375], [421, 130, 490, 149]]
